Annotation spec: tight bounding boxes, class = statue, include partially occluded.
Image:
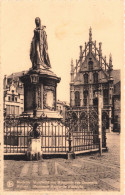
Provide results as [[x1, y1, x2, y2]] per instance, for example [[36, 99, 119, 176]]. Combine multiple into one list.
[[30, 17, 51, 69]]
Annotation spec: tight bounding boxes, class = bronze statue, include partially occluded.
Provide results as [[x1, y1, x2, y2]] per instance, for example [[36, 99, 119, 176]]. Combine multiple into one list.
[[30, 17, 51, 69]]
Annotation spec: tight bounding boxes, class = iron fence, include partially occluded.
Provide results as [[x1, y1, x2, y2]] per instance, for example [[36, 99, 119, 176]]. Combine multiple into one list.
[[4, 107, 107, 155], [4, 117, 69, 154]]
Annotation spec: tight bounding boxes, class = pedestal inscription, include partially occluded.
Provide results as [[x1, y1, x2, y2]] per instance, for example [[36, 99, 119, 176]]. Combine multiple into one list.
[[43, 86, 55, 110]]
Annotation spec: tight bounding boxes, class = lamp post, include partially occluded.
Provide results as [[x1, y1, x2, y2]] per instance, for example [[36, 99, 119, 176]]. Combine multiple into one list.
[[28, 74, 42, 160], [30, 74, 39, 118], [97, 89, 103, 155]]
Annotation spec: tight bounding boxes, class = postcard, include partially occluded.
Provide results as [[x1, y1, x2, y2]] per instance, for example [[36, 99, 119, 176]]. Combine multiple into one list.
[[0, 0, 124, 194]]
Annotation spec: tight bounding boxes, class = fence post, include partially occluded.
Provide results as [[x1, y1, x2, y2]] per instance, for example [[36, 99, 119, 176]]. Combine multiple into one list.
[[98, 93, 103, 155], [67, 119, 75, 159], [68, 128, 72, 152]]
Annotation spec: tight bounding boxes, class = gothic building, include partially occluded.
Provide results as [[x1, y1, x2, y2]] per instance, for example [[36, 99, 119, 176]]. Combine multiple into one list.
[[70, 28, 120, 132]]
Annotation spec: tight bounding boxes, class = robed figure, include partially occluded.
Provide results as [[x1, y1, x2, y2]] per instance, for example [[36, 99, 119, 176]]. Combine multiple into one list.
[[30, 17, 51, 69]]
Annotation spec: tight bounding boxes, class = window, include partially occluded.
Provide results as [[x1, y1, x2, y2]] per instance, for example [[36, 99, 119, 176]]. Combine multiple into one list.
[[88, 59, 93, 71], [75, 91, 80, 107], [103, 89, 109, 105], [12, 94, 14, 101], [93, 72, 98, 83], [15, 106, 19, 115], [83, 91, 88, 106], [15, 97, 17, 102], [6, 105, 10, 115], [60, 110, 63, 115], [84, 74, 88, 84], [11, 105, 15, 115], [8, 96, 11, 101], [21, 107, 24, 114]]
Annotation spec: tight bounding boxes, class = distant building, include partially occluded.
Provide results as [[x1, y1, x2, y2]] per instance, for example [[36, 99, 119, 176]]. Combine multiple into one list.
[[70, 28, 120, 132], [56, 100, 70, 122], [3, 72, 70, 120], [112, 80, 120, 132], [4, 73, 24, 117]]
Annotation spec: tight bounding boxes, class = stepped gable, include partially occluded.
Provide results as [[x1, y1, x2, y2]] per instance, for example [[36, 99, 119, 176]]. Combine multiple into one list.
[[71, 27, 112, 84]]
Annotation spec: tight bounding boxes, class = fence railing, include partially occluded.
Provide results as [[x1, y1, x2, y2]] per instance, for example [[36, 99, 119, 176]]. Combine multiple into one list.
[[72, 130, 99, 152], [4, 108, 107, 155]]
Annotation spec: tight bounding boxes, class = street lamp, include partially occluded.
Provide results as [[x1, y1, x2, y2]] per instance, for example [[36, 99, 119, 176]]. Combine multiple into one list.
[[30, 74, 39, 118]]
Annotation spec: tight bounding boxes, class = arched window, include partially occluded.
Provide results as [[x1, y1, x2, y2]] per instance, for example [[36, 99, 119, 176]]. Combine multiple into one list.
[[15, 97, 17, 102], [8, 96, 11, 101], [88, 59, 93, 71], [84, 74, 88, 84], [103, 89, 109, 105], [83, 90, 88, 106], [75, 91, 80, 107], [12, 94, 14, 101], [93, 72, 98, 83], [93, 90, 98, 106]]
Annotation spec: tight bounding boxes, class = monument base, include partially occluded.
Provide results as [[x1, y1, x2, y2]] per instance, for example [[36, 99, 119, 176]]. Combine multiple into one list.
[[37, 109, 63, 119], [66, 152, 75, 160], [23, 109, 63, 119], [26, 138, 42, 160], [29, 63, 50, 71]]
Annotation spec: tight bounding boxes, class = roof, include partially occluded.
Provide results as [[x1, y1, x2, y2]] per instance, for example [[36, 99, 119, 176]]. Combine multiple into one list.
[[6, 68, 60, 81], [7, 71, 28, 80], [112, 69, 120, 85], [114, 81, 120, 96]]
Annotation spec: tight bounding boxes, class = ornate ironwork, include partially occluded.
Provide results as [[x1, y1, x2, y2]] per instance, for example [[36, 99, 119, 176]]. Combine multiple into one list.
[[4, 106, 108, 155]]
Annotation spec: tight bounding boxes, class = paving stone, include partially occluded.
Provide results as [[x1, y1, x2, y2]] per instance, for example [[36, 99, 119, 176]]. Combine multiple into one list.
[[4, 132, 120, 191]]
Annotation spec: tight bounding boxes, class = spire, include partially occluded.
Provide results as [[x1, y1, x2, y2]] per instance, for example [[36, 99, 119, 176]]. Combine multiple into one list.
[[71, 58, 74, 72], [89, 27, 92, 42], [109, 53, 113, 70], [99, 42, 102, 67], [108, 53, 113, 80], [94, 40, 96, 55], [85, 42, 87, 57], [76, 59, 78, 70], [79, 45, 83, 58], [104, 55, 106, 63], [99, 42, 102, 55], [70, 59, 74, 82], [79, 45, 83, 66]]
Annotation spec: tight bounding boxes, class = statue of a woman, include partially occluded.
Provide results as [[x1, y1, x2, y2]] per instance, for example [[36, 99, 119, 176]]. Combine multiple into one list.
[[30, 17, 51, 69]]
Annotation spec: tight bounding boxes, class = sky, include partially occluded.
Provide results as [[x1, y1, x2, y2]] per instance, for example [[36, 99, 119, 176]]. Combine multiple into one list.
[[1, 0, 124, 102]]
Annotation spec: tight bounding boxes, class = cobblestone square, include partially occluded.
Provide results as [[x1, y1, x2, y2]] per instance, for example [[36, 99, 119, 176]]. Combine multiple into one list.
[[4, 132, 120, 191]]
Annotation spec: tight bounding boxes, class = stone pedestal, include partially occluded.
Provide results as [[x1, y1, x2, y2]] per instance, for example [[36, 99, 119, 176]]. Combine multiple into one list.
[[27, 138, 42, 160], [20, 68, 62, 119], [66, 152, 75, 159]]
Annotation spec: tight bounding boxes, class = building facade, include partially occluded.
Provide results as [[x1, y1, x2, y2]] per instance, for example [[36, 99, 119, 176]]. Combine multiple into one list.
[[112, 81, 120, 132], [70, 28, 120, 132], [4, 73, 24, 117], [56, 100, 70, 122]]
